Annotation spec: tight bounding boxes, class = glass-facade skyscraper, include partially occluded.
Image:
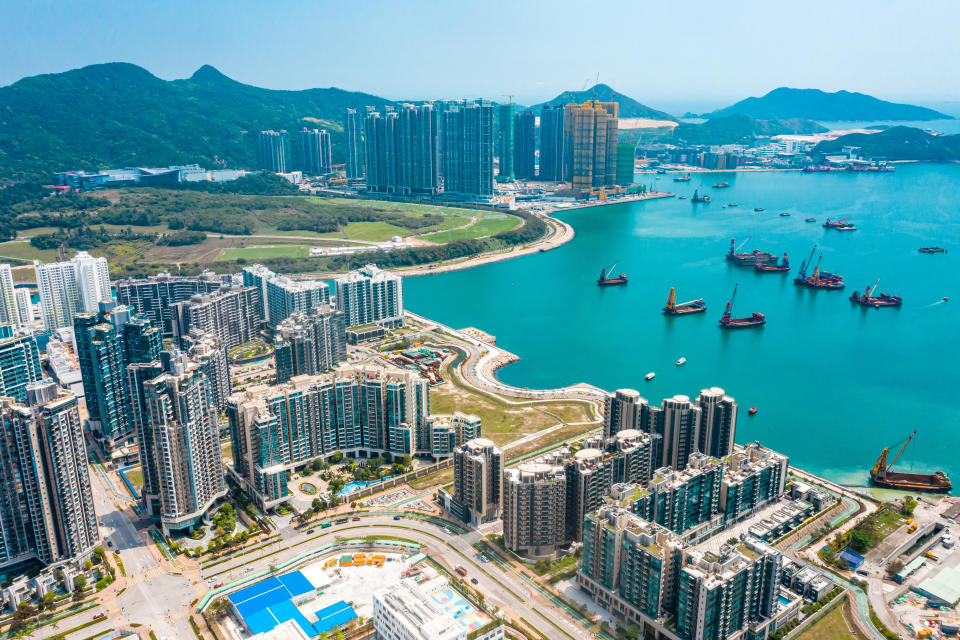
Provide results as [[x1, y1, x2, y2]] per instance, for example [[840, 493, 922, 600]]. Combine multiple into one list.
[[363, 104, 439, 195], [539, 104, 566, 182], [344, 108, 365, 180], [441, 100, 494, 197], [514, 110, 537, 180], [497, 103, 515, 180], [257, 130, 291, 173], [299, 128, 332, 175]]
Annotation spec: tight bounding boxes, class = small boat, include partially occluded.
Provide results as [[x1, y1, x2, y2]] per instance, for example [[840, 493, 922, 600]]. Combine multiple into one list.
[[836, 224, 857, 231], [850, 279, 903, 308], [663, 287, 707, 315], [645, 372, 655, 381], [823, 217, 855, 230], [712, 181, 730, 189], [597, 261, 628, 286], [678, 196, 687, 200], [676, 357, 687, 366], [919, 247, 947, 254], [944, 297, 950, 301], [692, 189, 711, 203], [754, 207, 764, 212], [805, 217, 816, 222], [674, 174, 691, 182], [754, 253, 790, 273], [728, 203, 738, 207], [779, 212, 790, 217], [718, 284, 766, 329], [748, 407, 758, 415]]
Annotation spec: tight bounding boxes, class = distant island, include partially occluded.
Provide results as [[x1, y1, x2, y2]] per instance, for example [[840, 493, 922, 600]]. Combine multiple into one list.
[[704, 87, 952, 122], [813, 126, 960, 160], [0, 62, 396, 181], [531, 83, 676, 121], [668, 114, 827, 146]]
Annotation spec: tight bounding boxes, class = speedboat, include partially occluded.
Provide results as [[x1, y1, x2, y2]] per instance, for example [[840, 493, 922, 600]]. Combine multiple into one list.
[[805, 217, 816, 222], [754, 207, 764, 212], [748, 407, 758, 415], [645, 372, 655, 381], [779, 212, 790, 217], [676, 357, 687, 366]]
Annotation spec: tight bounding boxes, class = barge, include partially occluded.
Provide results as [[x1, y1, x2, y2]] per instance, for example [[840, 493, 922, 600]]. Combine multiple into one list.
[[663, 287, 706, 315], [871, 430, 952, 493], [718, 284, 765, 329]]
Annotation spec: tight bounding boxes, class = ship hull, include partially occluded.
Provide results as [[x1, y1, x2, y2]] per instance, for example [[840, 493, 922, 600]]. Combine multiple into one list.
[[871, 471, 952, 493], [727, 253, 778, 266], [597, 279, 628, 286], [794, 277, 845, 290], [664, 305, 706, 316], [718, 318, 765, 329]]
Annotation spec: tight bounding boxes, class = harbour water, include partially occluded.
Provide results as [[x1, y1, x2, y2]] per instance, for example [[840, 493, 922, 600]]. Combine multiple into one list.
[[405, 163, 960, 487]]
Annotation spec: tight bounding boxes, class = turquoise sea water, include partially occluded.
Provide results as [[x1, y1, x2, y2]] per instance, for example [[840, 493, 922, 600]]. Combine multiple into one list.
[[405, 164, 960, 487]]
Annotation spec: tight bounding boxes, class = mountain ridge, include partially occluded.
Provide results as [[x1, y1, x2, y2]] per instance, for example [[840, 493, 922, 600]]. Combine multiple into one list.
[[530, 84, 677, 121], [704, 87, 951, 122]]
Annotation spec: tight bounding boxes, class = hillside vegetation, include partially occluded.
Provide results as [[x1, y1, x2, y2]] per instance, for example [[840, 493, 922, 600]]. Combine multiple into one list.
[[704, 87, 951, 122], [669, 114, 827, 145], [0, 63, 396, 180], [531, 84, 676, 121], [813, 126, 960, 161]]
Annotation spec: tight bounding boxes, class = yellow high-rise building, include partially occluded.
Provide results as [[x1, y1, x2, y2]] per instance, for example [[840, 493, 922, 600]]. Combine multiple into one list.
[[564, 100, 619, 191]]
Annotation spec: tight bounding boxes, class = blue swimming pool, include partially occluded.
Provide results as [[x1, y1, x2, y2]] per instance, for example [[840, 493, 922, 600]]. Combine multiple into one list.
[[778, 595, 792, 606], [337, 477, 395, 496]]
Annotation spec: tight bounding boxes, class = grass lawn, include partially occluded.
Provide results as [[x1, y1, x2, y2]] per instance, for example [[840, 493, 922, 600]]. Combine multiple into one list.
[[796, 598, 855, 640], [341, 221, 408, 241], [421, 213, 521, 243], [428, 357, 598, 449], [0, 241, 60, 262], [409, 468, 453, 491], [221, 440, 233, 461], [217, 245, 314, 260], [123, 467, 144, 494]]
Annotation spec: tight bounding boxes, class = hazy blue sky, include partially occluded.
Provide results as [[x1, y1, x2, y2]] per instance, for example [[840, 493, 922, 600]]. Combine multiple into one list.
[[2, 0, 959, 111]]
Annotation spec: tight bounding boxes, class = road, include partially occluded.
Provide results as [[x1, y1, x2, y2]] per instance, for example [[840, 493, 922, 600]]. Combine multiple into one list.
[[89, 457, 157, 576], [201, 515, 593, 639]]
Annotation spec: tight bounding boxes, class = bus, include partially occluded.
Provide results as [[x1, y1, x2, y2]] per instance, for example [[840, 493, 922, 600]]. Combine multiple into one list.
[[321, 522, 332, 529]]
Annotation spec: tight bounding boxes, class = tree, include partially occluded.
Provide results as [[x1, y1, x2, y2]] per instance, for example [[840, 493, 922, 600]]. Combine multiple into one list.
[[74, 575, 88, 592], [625, 624, 641, 640], [208, 597, 230, 619], [850, 529, 872, 554], [40, 591, 56, 611], [329, 493, 341, 509]]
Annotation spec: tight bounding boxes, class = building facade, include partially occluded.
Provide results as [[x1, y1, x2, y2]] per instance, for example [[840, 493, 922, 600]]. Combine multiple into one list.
[[697, 387, 738, 459], [603, 388, 650, 439], [300, 128, 332, 175], [0, 265, 19, 328], [74, 301, 163, 447], [502, 463, 567, 558], [650, 394, 702, 471], [333, 264, 404, 329], [513, 110, 537, 180], [497, 103, 514, 180], [258, 130, 291, 173], [170, 286, 262, 350], [539, 104, 566, 181], [720, 443, 789, 524], [453, 438, 502, 526], [114, 272, 228, 335], [274, 306, 347, 383], [34, 251, 111, 331], [242, 264, 330, 328], [0, 382, 98, 567], [227, 367, 429, 508], [0, 325, 42, 402], [616, 142, 636, 186], [441, 100, 494, 197], [363, 104, 439, 195], [129, 348, 227, 533], [344, 108, 365, 180], [564, 101, 619, 191]]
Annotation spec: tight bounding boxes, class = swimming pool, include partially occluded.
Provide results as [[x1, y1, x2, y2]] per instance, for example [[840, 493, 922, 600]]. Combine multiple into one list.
[[778, 594, 793, 606], [337, 476, 395, 496]]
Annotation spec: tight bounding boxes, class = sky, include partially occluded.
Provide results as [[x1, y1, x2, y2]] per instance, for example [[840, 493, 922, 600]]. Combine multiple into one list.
[[2, 0, 959, 112]]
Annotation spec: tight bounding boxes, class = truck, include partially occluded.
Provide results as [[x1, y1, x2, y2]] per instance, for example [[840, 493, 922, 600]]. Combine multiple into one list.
[[455, 565, 467, 576], [321, 522, 332, 529]]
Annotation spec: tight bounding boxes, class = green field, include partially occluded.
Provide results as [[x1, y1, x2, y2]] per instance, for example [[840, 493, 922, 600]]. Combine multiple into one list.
[[217, 245, 315, 260], [422, 213, 521, 243], [796, 600, 854, 640], [0, 241, 61, 262]]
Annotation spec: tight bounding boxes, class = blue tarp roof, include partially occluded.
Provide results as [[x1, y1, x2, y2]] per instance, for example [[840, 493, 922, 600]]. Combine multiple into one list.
[[839, 549, 865, 568], [245, 601, 315, 636], [314, 601, 358, 634], [228, 571, 317, 634]]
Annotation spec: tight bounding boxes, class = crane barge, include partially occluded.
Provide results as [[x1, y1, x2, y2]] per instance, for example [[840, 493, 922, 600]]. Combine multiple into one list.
[[850, 279, 902, 307], [597, 261, 628, 286], [718, 284, 765, 329], [663, 287, 706, 315], [794, 247, 844, 289], [726, 237, 779, 266], [754, 253, 790, 273], [870, 430, 952, 493]]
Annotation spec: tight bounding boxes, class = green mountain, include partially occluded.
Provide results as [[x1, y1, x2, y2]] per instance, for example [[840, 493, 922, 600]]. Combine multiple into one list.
[[0, 63, 396, 181], [704, 87, 951, 122], [531, 84, 676, 121], [813, 126, 960, 161], [668, 114, 827, 145]]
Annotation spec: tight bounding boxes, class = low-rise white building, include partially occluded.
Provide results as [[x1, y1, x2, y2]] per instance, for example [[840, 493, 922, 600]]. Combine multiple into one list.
[[373, 577, 502, 640]]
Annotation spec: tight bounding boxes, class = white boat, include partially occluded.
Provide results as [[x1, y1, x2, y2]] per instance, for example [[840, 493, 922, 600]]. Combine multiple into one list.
[[676, 357, 687, 366], [645, 372, 656, 380]]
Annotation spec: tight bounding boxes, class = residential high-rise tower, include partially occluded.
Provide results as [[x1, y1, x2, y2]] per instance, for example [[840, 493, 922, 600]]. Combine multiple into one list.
[[344, 108, 365, 180], [564, 101, 619, 191], [539, 104, 566, 181], [257, 130, 291, 173], [453, 438, 503, 526], [497, 102, 515, 180], [299, 128, 332, 175], [514, 110, 537, 180]]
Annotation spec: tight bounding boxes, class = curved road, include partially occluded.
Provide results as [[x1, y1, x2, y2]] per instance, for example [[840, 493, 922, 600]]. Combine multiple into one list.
[[202, 514, 592, 640]]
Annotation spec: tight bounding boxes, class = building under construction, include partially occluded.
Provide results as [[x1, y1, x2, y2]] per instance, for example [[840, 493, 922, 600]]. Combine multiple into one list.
[[565, 100, 619, 192]]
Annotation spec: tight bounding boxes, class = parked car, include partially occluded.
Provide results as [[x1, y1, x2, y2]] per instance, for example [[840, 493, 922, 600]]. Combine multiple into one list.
[[352, 517, 361, 521], [393, 516, 401, 521], [471, 578, 478, 584], [93, 613, 105, 620]]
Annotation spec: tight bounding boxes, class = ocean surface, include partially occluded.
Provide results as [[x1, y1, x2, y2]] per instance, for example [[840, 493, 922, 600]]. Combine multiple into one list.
[[404, 164, 960, 487]]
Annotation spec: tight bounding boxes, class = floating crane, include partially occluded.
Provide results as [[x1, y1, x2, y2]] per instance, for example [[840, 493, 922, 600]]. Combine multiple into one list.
[[718, 284, 766, 329], [597, 260, 628, 286], [663, 287, 706, 315], [870, 430, 952, 492]]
